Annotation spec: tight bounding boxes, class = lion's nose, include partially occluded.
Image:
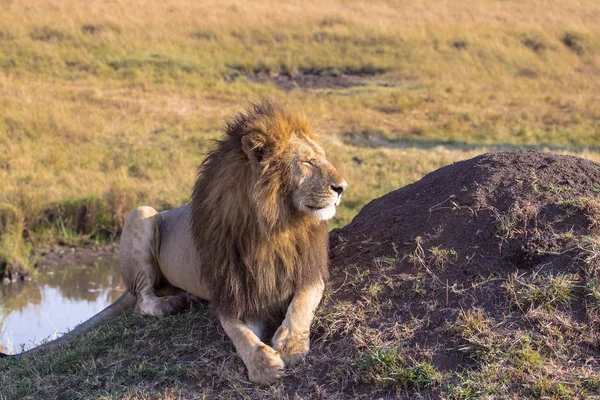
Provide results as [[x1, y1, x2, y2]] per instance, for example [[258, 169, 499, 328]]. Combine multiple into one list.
[[331, 181, 347, 195]]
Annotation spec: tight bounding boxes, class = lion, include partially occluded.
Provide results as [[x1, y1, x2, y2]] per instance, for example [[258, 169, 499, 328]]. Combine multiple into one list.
[[2, 101, 347, 385]]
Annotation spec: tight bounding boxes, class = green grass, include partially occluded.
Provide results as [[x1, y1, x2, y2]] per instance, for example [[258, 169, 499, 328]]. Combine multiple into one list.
[[363, 347, 442, 391], [505, 272, 577, 311]]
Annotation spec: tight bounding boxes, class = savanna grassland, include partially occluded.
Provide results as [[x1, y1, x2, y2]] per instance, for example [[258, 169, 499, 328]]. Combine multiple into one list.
[[1, 1, 600, 399], [1, 0, 599, 275]]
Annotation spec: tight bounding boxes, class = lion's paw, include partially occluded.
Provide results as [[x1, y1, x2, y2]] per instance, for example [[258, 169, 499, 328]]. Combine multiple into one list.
[[272, 326, 310, 366], [247, 344, 285, 385]]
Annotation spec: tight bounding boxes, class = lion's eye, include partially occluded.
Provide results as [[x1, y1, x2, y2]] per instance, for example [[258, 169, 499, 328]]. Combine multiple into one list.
[[302, 160, 314, 167]]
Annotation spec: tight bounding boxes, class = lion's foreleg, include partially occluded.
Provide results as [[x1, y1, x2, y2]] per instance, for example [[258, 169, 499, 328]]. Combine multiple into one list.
[[272, 279, 324, 366], [219, 317, 284, 384]]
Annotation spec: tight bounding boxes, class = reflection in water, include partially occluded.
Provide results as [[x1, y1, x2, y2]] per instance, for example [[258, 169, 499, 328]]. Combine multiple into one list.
[[0, 260, 124, 354]]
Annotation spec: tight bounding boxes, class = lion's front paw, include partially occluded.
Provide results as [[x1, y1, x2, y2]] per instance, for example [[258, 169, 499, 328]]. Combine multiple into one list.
[[272, 326, 310, 366], [247, 344, 285, 385]]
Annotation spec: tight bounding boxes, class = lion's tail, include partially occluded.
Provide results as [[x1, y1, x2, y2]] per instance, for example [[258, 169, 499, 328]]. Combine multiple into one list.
[[0, 291, 136, 358]]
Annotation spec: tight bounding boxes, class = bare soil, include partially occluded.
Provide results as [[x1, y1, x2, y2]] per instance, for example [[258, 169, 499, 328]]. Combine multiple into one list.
[[234, 67, 395, 91], [249, 72, 366, 91]]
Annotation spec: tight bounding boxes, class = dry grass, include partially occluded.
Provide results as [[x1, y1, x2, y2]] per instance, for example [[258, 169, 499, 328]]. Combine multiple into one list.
[[505, 272, 577, 311], [495, 201, 539, 242], [1, 0, 600, 274]]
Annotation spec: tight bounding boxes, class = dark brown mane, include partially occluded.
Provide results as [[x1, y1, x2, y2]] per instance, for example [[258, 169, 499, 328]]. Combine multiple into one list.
[[190, 101, 329, 322]]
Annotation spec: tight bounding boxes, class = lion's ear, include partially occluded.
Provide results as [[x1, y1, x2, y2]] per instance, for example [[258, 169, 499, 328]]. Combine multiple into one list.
[[241, 133, 266, 163]]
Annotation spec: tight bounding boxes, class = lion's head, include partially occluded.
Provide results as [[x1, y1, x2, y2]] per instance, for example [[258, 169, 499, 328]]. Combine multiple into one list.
[[236, 103, 347, 224], [191, 101, 346, 322]]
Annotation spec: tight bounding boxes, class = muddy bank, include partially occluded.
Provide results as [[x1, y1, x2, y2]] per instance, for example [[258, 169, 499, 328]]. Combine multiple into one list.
[[2, 244, 118, 284], [38, 243, 119, 269]]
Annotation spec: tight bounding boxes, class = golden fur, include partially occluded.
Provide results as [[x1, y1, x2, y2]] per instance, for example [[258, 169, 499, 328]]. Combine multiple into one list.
[[190, 101, 337, 323]]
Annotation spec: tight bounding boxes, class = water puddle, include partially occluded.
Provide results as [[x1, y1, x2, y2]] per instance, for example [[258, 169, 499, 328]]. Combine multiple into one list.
[[0, 260, 124, 354]]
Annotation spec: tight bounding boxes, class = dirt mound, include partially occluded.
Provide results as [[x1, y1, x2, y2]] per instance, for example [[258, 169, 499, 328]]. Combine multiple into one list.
[[313, 151, 600, 398], [333, 150, 600, 277]]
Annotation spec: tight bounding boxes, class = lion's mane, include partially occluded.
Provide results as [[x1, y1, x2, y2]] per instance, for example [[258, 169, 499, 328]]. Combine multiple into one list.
[[190, 101, 329, 322]]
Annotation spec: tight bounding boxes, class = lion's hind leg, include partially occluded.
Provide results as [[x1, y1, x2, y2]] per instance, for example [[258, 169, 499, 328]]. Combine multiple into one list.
[[135, 290, 188, 317], [120, 206, 188, 318]]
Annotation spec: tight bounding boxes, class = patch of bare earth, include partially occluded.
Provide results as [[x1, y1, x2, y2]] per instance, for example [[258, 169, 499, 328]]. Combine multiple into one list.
[[250, 71, 365, 91], [228, 67, 393, 91]]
